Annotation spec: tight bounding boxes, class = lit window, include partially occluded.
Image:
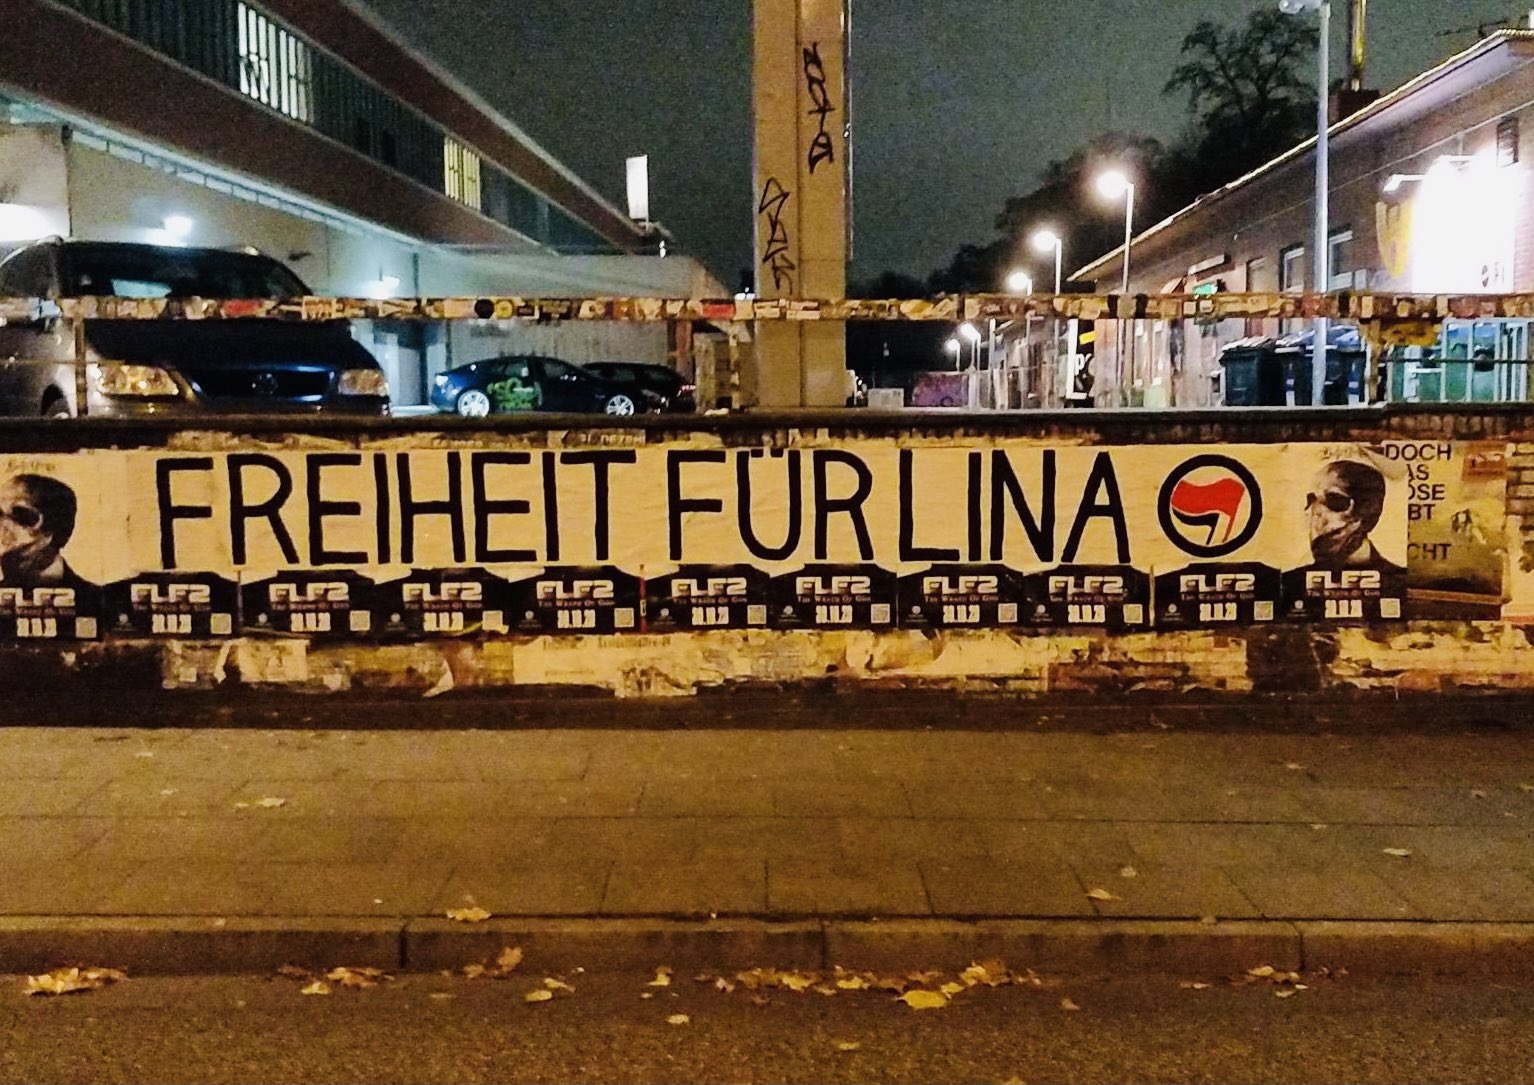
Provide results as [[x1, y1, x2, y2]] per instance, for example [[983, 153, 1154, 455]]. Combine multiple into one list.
[[237, 3, 313, 123], [443, 139, 482, 210]]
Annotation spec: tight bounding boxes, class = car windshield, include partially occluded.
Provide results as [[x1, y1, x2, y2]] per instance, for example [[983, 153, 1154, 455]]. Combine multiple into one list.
[[61, 245, 309, 299]]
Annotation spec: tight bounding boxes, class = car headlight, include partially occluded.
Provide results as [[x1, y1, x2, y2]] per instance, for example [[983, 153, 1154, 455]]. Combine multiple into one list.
[[88, 362, 180, 398], [339, 369, 389, 397]]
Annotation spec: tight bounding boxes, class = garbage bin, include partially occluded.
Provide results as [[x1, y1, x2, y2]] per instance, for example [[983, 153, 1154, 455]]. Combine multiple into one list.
[[1218, 337, 1287, 406]]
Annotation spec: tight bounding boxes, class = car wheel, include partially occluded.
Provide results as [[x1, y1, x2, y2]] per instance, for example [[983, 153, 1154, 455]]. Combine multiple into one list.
[[604, 393, 637, 416], [455, 389, 492, 417]]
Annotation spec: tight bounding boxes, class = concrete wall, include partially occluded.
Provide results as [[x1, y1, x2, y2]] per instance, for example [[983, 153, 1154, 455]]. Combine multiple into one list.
[[4, 406, 1532, 703]]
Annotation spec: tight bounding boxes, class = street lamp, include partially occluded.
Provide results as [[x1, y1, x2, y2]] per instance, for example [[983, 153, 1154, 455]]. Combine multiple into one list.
[[1030, 229, 1063, 295], [1005, 270, 1033, 295], [958, 321, 982, 370], [1096, 169, 1137, 406], [1280, 0, 1331, 405]]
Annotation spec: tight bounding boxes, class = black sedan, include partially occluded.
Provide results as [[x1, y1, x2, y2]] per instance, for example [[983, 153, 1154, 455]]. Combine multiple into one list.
[[429, 355, 661, 417], [582, 362, 696, 412]]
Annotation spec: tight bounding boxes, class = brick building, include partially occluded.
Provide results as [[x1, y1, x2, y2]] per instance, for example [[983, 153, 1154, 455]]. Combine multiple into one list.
[[1062, 29, 1534, 411]]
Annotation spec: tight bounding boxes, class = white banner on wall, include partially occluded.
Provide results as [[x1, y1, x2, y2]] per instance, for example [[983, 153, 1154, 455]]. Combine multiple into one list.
[[0, 441, 1407, 639]]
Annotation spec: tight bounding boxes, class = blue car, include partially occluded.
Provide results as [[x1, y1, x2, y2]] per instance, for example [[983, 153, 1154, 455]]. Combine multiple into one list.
[[429, 355, 660, 417]]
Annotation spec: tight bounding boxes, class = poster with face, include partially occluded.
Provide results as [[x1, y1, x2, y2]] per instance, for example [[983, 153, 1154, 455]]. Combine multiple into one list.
[[0, 460, 103, 640], [1280, 452, 1409, 623]]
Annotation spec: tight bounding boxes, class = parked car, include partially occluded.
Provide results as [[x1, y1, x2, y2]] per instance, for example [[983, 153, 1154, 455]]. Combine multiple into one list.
[[581, 362, 695, 412], [430, 356, 662, 417], [0, 240, 389, 417]]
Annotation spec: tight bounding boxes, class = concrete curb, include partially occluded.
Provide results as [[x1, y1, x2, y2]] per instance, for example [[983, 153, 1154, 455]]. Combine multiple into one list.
[[6, 917, 1534, 978]]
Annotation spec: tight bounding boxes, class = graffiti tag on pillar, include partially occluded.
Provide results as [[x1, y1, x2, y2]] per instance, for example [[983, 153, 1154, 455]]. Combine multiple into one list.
[[757, 177, 796, 293], [802, 43, 835, 174]]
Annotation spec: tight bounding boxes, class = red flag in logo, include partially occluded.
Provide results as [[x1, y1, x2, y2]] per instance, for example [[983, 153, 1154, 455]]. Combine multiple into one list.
[[1170, 478, 1248, 545]]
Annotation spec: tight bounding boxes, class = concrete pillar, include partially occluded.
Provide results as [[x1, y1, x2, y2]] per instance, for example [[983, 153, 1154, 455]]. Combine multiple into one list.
[[751, 0, 849, 407]]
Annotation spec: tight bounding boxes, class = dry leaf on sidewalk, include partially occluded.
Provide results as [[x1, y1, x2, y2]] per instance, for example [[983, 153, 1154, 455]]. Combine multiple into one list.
[[445, 907, 492, 923], [254, 797, 286, 809], [1179, 981, 1213, 990], [1382, 847, 1413, 858], [647, 967, 673, 987], [1086, 887, 1120, 902], [24, 967, 127, 997], [300, 981, 330, 996], [492, 947, 523, 975], [524, 989, 554, 1003], [326, 967, 390, 989], [1119, 866, 1138, 879], [543, 977, 575, 993], [899, 989, 949, 1010], [835, 1041, 861, 1052], [1059, 997, 1082, 1011], [667, 1013, 691, 1025]]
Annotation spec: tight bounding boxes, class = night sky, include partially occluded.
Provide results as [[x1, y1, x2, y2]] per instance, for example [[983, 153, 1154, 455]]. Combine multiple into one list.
[[361, 0, 1508, 285]]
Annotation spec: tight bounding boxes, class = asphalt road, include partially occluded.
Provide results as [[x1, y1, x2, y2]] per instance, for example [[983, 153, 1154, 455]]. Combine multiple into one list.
[[3, 969, 1532, 1084]]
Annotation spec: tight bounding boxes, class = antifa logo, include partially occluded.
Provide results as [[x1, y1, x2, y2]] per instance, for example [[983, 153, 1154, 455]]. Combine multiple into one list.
[[1158, 455, 1263, 559]]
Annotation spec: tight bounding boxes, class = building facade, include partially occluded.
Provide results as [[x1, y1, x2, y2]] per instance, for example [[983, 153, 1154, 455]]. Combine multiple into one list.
[[0, 0, 727, 404], [1059, 30, 1534, 410]]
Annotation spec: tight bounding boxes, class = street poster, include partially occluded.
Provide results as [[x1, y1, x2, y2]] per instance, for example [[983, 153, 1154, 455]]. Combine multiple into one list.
[[0, 440, 1418, 639]]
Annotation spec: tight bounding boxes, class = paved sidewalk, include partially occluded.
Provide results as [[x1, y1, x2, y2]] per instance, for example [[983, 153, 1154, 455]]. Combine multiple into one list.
[[5, 722, 1534, 920], [2, 720, 1534, 973]]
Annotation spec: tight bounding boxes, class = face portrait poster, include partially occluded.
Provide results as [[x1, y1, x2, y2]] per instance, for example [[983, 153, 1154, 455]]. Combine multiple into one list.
[[32, 440, 1413, 640], [0, 456, 104, 640]]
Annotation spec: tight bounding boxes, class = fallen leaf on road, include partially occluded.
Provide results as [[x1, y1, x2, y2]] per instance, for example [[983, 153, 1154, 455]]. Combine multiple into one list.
[[24, 967, 127, 997], [1086, 888, 1119, 902], [1519, 784, 1533, 793], [938, 982, 964, 996], [429, 992, 455, 1001], [1060, 997, 1081, 1011], [1199, 914, 1218, 925], [1310, 824, 1328, 831], [493, 947, 523, 975], [543, 977, 575, 993], [640, 992, 654, 999], [300, 981, 330, 996], [326, 967, 390, 989], [1275, 988, 1297, 999], [134, 750, 155, 759], [1382, 848, 1413, 858], [1119, 866, 1138, 879], [253, 797, 286, 809], [1283, 762, 1304, 771], [1471, 789, 1488, 799], [1179, 981, 1212, 990], [648, 967, 673, 987], [277, 965, 313, 980], [899, 989, 949, 1010], [445, 907, 492, 923], [714, 977, 735, 993], [667, 1013, 690, 1025], [461, 964, 486, 979], [524, 989, 554, 1003], [159, 789, 177, 797], [835, 1041, 861, 1052]]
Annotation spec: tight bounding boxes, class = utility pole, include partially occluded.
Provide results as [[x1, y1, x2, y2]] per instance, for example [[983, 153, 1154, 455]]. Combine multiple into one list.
[[751, 0, 850, 407]]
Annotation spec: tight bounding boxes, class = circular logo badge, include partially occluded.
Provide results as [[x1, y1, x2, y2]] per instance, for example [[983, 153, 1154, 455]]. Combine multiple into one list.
[[1158, 455, 1263, 559]]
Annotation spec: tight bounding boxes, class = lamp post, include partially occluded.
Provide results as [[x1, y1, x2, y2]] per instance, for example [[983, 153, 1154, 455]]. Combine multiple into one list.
[[1096, 169, 1136, 406], [1006, 270, 1034, 407], [1032, 230, 1065, 404], [1280, 0, 1331, 405], [944, 337, 961, 370], [1006, 270, 1033, 296]]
